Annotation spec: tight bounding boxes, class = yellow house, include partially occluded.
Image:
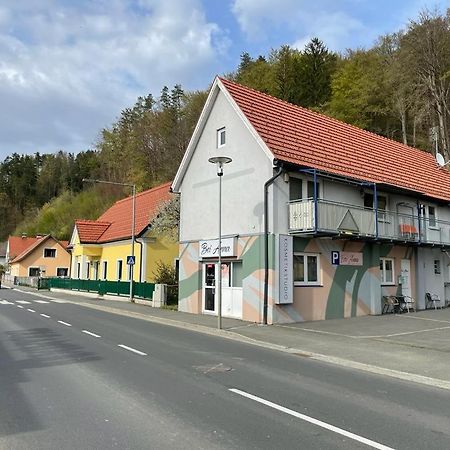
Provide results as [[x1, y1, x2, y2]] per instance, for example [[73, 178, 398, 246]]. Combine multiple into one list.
[[7, 235, 70, 277], [69, 182, 178, 282]]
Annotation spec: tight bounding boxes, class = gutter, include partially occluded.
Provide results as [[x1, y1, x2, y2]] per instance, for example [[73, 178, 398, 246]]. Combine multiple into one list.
[[263, 160, 283, 325]]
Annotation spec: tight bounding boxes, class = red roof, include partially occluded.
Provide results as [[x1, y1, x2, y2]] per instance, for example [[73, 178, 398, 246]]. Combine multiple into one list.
[[8, 236, 41, 260], [9, 235, 70, 263], [75, 182, 172, 244], [219, 77, 450, 202]]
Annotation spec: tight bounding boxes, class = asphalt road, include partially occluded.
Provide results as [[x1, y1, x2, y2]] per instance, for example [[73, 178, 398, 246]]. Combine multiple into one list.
[[1, 287, 450, 450]]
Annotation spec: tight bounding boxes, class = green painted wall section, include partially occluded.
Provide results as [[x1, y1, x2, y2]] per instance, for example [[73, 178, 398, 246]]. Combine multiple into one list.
[[325, 242, 394, 319]]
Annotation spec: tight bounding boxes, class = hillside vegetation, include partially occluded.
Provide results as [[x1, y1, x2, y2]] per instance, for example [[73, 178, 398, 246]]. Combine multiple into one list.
[[1, 8, 449, 242]]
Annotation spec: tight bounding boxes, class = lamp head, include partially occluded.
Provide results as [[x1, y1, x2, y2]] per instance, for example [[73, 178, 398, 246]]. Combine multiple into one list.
[[208, 156, 232, 176]]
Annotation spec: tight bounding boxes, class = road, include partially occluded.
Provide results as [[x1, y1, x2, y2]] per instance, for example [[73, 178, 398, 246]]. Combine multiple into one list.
[[1, 287, 450, 450]]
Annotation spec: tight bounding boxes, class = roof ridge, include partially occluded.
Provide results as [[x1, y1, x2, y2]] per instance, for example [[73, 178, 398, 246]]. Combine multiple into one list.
[[219, 76, 434, 160], [113, 181, 172, 205]]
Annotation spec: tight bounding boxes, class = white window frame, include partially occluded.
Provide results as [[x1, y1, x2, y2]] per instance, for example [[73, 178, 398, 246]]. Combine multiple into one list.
[[434, 259, 441, 275], [116, 259, 123, 281], [127, 262, 132, 281], [43, 248, 56, 258], [56, 267, 68, 277], [217, 127, 226, 148], [380, 257, 395, 285], [364, 192, 389, 222], [427, 205, 438, 229], [289, 176, 322, 201], [293, 252, 321, 286]]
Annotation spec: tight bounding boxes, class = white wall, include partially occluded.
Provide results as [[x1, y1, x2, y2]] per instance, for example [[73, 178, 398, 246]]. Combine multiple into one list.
[[179, 89, 274, 242]]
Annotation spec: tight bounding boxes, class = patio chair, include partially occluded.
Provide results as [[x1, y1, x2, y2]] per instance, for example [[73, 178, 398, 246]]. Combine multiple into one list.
[[400, 295, 416, 313], [382, 296, 399, 314], [425, 292, 442, 310]]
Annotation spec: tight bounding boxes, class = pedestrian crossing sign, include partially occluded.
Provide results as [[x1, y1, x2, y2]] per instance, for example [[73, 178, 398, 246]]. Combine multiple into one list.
[[127, 255, 135, 265]]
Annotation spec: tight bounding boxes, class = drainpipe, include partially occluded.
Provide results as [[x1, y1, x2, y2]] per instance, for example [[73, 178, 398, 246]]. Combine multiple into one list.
[[263, 160, 283, 325], [374, 183, 379, 238]]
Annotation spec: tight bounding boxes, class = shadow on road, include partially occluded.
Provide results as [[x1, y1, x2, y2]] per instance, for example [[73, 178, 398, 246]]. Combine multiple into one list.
[[0, 327, 101, 437]]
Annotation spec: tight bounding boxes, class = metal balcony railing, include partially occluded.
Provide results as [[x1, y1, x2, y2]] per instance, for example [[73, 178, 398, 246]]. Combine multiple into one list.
[[288, 199, 450, 246]]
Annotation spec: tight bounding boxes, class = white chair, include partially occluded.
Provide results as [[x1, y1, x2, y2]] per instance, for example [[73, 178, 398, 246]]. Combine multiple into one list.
[[425, 292, 442, 310]]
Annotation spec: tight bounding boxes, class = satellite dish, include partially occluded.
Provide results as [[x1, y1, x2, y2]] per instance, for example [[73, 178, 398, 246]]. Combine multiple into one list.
[[436, 153, 447, 167]]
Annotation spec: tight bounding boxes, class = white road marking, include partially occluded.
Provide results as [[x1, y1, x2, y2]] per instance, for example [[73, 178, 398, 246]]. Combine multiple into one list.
[[0, 300, 14, 305], [118, 344, 147, 356], [16, 305, 24, 309], [58, 320, 72, 327], [27, 309, 36, 313], [50, 299, 67, 303], [40, 313, 51, 318], [82, 330, 101, 338], [34, 300, 50, 304], [16, 300, 31, 304], [229, 388, 395, 450]]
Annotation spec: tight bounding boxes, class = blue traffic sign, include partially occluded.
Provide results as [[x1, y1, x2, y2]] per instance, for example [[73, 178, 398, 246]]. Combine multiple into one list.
[[331, 251, 340, 265], [127, 255, 135, 265]]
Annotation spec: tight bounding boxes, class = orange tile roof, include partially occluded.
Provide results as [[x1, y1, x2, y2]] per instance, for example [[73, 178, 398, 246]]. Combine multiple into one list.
[[8, 236, 41, 260], [75, 220, 111, 243], [10, 235, 70, 263], [219, 77, 450, 202], [75, 182, 172, 244]]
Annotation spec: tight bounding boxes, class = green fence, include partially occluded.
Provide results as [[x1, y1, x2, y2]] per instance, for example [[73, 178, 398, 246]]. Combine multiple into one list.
[[48, 278, 155, 300]]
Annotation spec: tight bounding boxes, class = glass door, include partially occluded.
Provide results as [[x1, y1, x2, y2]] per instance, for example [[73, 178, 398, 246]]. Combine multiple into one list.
[[203, 263, 216, 313]]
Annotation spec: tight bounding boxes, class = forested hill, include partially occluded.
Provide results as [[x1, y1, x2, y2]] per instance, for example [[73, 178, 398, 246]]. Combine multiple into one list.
[[1, 9, 449, 242]]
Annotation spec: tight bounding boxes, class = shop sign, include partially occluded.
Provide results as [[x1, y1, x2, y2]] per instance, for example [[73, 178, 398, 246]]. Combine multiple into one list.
[[331, 251, 363, 266], [277, 235, 293, 304], [199, 238, 235, 258]]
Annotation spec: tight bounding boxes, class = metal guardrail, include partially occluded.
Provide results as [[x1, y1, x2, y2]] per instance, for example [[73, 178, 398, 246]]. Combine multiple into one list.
[[289, 199, 450, 245]]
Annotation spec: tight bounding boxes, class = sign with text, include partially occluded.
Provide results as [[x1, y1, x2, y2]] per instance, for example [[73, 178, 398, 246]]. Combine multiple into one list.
[[277, 235, 293, 304], [331, 251, 363, 266], [199, 237, 236, 258]]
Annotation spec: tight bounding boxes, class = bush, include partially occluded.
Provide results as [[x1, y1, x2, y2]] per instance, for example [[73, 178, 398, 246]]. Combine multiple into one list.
[[152, 260, 177, 285]]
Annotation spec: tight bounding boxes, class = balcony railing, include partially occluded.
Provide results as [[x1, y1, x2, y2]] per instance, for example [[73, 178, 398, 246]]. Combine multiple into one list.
[[289, 199, 450, 246]]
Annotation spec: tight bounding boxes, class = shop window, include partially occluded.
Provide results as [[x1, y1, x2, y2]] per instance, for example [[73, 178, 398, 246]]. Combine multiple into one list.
[[44, 248, 56, 258], [293, 253, 320, 285], [380, 258, 394, 285]]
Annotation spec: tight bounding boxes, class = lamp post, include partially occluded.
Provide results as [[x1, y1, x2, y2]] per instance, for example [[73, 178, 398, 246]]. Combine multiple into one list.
[[82, 179, 136, 302], [208, 156, 232, 330]]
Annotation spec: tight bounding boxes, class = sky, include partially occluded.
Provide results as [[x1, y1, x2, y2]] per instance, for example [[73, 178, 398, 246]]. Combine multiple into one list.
[[0, 0, 449, 160]]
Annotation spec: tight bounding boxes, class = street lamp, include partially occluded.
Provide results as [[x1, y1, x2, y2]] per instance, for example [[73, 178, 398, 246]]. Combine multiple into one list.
[[82, 178, 136, 303], [208, 156, 232, 330]]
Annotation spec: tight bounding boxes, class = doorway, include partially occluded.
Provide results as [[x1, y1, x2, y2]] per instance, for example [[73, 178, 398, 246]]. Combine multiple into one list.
[[400, 259, 412, 298], [203, 263, 216, 313]]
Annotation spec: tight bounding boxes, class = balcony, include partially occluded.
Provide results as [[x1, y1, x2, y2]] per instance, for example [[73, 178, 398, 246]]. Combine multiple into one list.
[[289, 199, 450, 246]]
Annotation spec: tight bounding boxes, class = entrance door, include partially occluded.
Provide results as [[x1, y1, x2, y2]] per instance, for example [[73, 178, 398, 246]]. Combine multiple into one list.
[[203, 263, 216, 313], [400, 259, 412, 298]]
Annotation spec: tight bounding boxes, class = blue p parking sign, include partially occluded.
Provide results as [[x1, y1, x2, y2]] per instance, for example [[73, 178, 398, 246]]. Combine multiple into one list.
[[331, 251, 340, 265]]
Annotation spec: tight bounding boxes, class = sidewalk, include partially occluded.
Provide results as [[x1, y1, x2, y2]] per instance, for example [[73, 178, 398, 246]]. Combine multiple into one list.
[[6, 284, 450, 390]]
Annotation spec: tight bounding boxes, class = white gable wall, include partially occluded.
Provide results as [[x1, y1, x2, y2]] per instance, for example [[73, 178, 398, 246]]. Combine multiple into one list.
[[179, 89, 274, 242]]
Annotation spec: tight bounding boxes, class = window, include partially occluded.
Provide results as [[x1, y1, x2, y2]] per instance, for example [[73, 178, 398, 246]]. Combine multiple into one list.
[[102, 261, 108, 280], [116, 260, 123, 281], [289, 177, 320, 201], [93, 261, 99, 280], [127, 263, 132, 281], [86, 262, 90, 280], [77, 263, 81, 279], [428, 206, 437, 228], [364, 193, 387, 220], [29, 267, 40, 277], [44, 248, 56, 258], [57, 268, 68, 277], [380, 258, 394, 285], [293, 253, 320, 285], [219, 261, 243, 287], [434, 259, 441, 275], [217, 127, 226, 148]]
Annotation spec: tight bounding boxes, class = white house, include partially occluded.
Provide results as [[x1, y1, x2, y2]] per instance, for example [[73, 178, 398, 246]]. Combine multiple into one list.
[[172, 76, 450, 323]]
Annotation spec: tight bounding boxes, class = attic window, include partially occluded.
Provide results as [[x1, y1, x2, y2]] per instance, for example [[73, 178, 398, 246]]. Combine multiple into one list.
[[44, 248, 56, 258], [217, 127, 226, 148]]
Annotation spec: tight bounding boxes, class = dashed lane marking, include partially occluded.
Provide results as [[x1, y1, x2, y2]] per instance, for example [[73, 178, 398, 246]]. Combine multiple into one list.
[[0, 300, 14, 305], [117, 344, 147, 356], [16, 300, 31, 304], [82, 330, 101, 338], [40, 314, 51, 318], [57, 320, 72, 327], [27, 309, 36, 313], [34, 300, 50, 304], [16, 305, 24, 309]]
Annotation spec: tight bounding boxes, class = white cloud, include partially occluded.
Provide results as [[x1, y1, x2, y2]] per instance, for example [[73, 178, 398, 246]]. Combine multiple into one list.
[[0, 0, 228, 158]]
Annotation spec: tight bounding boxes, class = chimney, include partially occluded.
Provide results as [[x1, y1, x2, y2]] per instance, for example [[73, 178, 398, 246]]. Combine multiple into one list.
[[36, 235, 42, 239], [21, 233, 27, 239]]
